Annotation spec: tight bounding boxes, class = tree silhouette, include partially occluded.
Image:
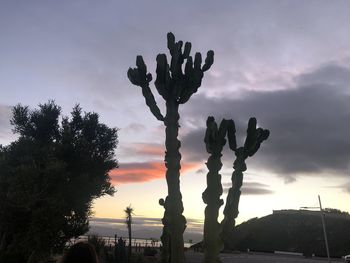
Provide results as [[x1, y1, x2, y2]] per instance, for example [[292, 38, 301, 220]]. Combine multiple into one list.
[[128, 32, 214, 262], [0, 101, 118, 262], [124, 205, 134, 261]]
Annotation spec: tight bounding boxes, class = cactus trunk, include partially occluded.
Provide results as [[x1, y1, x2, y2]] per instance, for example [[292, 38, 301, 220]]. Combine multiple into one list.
[[221, 149, 245, 243], [202, 117, 235, 263], [203, 153, 224, 263], [164, 100, 186, 263], [160, 219, 170, 263]]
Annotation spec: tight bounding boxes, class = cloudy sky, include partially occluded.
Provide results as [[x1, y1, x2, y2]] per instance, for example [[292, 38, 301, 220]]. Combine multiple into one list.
[[1, 1, 350, 241]]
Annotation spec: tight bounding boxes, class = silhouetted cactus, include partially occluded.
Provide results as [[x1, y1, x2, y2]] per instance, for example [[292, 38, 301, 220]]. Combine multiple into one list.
[[202, 117, 236, 263], [202, 117, 269, 261], [221, 117, 269, 243], [128, 32, 214, 263]]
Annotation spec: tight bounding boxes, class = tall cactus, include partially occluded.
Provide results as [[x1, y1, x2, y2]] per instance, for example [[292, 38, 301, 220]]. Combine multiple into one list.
[[128, 32, 214, 263], [202, 117, 236, 263], [221, 117, 270, 243]]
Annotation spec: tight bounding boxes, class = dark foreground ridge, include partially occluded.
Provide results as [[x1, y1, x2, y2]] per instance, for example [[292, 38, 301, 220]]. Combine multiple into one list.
[[225, 209, 350, 257]]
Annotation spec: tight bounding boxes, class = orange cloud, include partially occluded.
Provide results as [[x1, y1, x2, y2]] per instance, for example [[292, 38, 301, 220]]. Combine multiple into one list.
[[119, 143, 164, 157], [133, 143, 164, 156], [109, 162, 199, 184]]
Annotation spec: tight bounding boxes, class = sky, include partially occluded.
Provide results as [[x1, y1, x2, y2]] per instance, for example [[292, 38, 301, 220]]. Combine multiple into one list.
[[1, 0, 350, 242]]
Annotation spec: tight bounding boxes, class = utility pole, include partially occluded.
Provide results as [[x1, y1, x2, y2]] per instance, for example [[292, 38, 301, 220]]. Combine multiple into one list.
[[318, 195, 331, 263], [300, 195, 331, 263]]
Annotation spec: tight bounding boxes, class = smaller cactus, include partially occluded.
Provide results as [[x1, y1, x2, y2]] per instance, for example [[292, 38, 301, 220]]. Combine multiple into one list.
[[202, 117, 236, 263], [202, 116, 269, 260], [221, 117, 269, 243]]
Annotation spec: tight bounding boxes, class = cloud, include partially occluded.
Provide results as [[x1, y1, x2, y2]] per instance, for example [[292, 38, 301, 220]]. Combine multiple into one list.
[[328, 183, 350, 194], [119, 143, 164, 157], [180, 62, 350, 182], [109, 161, 199, 184], [223, 182, 274, 195], [344, 184, 350, 193], [124, 123, 146, 133], [3, 0, 350, 111], [196, 168, 206, 174]]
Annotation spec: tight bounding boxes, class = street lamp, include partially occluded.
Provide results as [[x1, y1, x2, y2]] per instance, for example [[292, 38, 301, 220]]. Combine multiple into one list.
[[300, 195, 330, 263]]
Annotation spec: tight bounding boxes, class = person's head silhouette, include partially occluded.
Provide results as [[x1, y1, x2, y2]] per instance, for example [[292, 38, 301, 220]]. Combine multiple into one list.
[[61, 242, 98, 263]]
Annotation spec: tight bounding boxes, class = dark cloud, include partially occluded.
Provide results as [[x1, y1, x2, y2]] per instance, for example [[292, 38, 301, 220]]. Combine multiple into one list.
[[180, 63, 350, 182], [223, 182, 274, 195]]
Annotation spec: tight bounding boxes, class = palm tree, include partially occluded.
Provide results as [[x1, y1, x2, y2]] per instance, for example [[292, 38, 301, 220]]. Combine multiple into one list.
[[124, 205, 134, 260]]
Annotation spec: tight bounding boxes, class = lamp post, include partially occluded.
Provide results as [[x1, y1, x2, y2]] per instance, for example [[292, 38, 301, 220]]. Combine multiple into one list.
[[300, 195, 330, 263]]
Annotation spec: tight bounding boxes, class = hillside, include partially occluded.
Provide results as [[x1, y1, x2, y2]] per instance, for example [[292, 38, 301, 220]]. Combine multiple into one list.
[[226, 210, 350, 257]]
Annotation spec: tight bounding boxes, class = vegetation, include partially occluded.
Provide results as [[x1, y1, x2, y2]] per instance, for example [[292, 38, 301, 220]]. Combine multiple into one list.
[[125, 205, 134, 261], [87, 235, 107, 260], [128, 32, 214, 263], [0, 101, 118, 262]]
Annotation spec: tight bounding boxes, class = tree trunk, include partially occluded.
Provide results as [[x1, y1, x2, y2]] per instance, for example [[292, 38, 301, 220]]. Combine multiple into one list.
[[128, 223, 132, 261], [164, 100, 186, 263]]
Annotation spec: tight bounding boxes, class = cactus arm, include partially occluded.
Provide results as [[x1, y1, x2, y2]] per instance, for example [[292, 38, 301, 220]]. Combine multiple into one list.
[[202, 50, 215, 72], [244, 117, 270, 156], [141, 83, 165, 122], [178, 51, 214, 104], [127, 56, 164, 122], [155, 54, 170, 100], [244, 117, 257, 153], [226, 119, 237, 151], [163, 35, 215, 105], [183, 42, 191, 59]]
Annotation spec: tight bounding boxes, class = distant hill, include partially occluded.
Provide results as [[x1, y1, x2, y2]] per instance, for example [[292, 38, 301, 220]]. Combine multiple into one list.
[[226, 209, 350, 257]]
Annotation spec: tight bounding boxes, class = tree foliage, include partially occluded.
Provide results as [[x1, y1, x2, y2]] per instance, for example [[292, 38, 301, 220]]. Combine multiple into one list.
[[0, 101, 118, 262]]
